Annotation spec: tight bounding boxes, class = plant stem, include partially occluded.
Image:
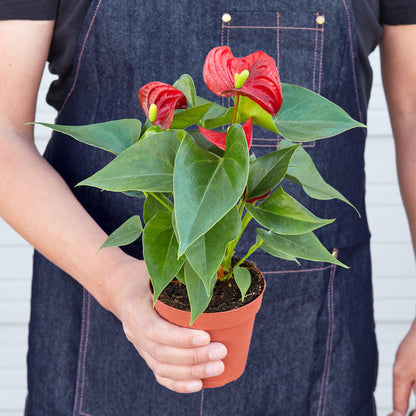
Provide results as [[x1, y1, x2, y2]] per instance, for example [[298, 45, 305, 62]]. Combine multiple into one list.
[[222, 239, 264, 281], [232, 94, 240, 124], [149, 192, 173, 213], [222, 209, 253, 271]]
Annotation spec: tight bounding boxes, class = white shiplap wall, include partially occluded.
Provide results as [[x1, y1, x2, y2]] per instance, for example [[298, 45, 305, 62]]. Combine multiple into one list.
[[1, 50, 416, 415]]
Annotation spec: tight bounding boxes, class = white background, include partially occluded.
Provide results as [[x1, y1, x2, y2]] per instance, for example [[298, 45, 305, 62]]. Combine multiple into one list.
[[1, 49, 416, 415]]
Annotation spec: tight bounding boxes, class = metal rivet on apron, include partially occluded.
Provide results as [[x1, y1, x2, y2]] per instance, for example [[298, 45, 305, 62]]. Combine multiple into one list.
[[222, 13, 232, 23], [316, 15, 325, 25]]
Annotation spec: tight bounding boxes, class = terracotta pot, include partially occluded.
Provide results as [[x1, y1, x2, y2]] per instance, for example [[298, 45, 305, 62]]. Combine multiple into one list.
[[154, 273, 265, 388]]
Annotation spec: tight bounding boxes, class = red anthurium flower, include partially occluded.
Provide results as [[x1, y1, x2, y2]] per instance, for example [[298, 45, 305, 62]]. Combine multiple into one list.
[[203, 46, 283, 116], [198, 117, 253, 150], [139, 82, 188, 130]]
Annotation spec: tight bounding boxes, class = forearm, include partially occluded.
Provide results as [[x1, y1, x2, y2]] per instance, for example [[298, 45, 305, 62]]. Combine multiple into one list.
[[391, 114, 416, 252], [0, 128, 141, 314]]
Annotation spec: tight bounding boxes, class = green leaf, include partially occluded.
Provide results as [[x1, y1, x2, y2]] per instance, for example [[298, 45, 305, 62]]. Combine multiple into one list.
[[143, 193, 172, 224], [246, 143, 300, 199], [188, 130, 225, 157], [245, 187, 334, 235], [257, 236, 300, 263], [122, 190, 146, 198], [100, 215, 143, 250], [233, 266, 251, 301], [32, 119, 142, 155], [143, 211, 186, 305], [174, 124, 249, 255], [256, 228, 348, 268], [173, 74, 197, 107], [78, 130, 179, 193], [279, 140, 359, 215], [185, 206, 240, 295], [275, 83, 366, 142], [202, 106, 234, 130], [170, 103, 213, 129], [185, 262, 216, 326], [236, 95, 279, 133], [175, 265, 186, 284]]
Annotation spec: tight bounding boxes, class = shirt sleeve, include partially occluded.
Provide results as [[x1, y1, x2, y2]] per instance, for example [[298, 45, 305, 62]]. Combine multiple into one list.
[[380, 0, 416, 25], [0, 0, 59, 21]]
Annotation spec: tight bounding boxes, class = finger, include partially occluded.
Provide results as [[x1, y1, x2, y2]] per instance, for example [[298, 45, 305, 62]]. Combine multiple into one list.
[[154, 374, 203, 394], [393, 365, 412, 416], [142, 314, 211, 348], [142, 349, 225, 381], [147, 341, 227, 365]]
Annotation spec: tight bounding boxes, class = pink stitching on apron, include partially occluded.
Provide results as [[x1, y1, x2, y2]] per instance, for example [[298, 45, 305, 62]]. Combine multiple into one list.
[[73, 289, 87, 416], [228, 25, 324, 32], [276, 12, 280, 73], [58, 0, 104, 117], [317, 15, 325, 95], [79, 294, 93, 416], [312, 14, 319, 92], [340, 0, 363, 123], [316, 249, 338, 416], [199, 388, 205, 416]]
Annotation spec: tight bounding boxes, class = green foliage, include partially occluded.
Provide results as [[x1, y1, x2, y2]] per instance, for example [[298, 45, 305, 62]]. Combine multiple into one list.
[[143, 211, 186, 305], [78, 131, 179, 192], [256, 229, 347, 268], [245, 187, 334, 235], [36, 69, 365, 322], [174, 124, 249, 256], [184, 262, 216, 326], [100, 215, 143, 250], [246, 143, 300, 199], [275, 83, 366, 141], [184, 207, 240, 295], [279, 140, 359, 215], [33, 119, 141, 155], [234, 266, 251, 301]]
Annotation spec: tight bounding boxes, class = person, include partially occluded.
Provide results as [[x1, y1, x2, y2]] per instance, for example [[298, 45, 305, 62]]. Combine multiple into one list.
[[0, 0, 415, 414]]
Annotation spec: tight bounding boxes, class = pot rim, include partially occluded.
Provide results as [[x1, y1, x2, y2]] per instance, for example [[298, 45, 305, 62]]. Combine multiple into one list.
[[153, 273, 266, 329]]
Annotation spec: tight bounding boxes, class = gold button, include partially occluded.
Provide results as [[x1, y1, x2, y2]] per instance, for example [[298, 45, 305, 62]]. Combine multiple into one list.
[[316, 15, 325, 25], [222, 13, 232, 23]]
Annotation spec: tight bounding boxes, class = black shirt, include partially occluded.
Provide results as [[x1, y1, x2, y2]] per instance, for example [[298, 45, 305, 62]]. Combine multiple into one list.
[[1, 0, 416, 110]]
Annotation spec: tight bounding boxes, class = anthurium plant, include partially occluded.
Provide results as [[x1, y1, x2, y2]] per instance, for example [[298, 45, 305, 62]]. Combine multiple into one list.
[[36, 46, 364, 324]]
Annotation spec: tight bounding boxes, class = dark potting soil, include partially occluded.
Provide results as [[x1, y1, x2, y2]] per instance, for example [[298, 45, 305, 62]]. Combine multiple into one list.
[[157, 260, 265, 313]]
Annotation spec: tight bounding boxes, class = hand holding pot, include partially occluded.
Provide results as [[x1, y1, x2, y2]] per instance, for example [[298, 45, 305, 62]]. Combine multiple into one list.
[[388, 318, 416, 416], [110, 259, 228, 393]]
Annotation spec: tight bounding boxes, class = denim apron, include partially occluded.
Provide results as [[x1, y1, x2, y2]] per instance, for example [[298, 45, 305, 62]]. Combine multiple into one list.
[[26, 0, 377, 415]]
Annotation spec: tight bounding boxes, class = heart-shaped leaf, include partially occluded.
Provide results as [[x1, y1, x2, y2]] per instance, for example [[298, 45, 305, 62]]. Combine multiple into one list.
[[33, 119, 142, 155], [279, 140, 359, 215], [245, 187, 334, 235], [257, 236, 299, 263], [78, 130, 179, 192], [275, 83, 366, 142], [201, 106, 234, 130], [233, 266, 251, 301], [185, 206, 240, 295], [256, 229, 347, 268], [170, 103, 213, 129], [185, 262, 216, 326], [143, 193, 173, 224], [173, 74, 197, 107], [99, 215, 143, 250], [143, 211, 186, 305], [246, 143, 300, 199], [174, 124, 249, 255]]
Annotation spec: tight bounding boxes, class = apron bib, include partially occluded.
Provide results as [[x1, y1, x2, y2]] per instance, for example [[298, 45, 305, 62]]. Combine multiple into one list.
[[26, 1, 377, 415]]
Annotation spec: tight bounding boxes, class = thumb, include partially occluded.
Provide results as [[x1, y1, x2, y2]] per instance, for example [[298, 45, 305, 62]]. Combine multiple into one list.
[[392, 367, 412, 416]]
